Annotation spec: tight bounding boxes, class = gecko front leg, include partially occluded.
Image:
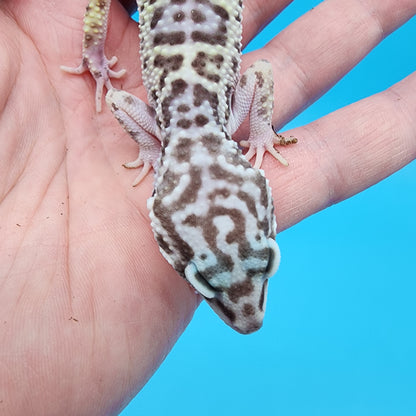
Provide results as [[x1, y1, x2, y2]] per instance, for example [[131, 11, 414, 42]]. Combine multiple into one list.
[[61, 0, 126, 112], [228, 60, 297, 169], [106, 89, 161, 186]]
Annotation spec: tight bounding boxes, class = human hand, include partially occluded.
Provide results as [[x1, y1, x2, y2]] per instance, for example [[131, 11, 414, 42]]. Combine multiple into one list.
[[0, 1, 415, 415]]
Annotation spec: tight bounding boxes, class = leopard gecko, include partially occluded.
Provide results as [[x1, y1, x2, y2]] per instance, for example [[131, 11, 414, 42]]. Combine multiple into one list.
[[61, 0, 296, 334]]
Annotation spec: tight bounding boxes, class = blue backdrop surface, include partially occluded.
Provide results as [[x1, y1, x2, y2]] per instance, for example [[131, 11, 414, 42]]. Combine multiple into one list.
[[123, 2, 415, 415]]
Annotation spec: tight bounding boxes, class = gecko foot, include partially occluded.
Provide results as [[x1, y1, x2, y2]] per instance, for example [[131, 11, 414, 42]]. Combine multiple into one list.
[[241, 130, 297, 169], [61, 55, 126, 112]]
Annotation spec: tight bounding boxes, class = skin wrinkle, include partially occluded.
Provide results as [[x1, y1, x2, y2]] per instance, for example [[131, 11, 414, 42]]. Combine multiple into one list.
[[386, 80, 416, 141], [319, 96, 402, 205], [304, 122, 348, 209], [359, 0, 416, 34]]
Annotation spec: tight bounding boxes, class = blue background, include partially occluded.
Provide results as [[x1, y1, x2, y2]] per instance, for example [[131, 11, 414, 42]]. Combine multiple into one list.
[[123, 2, 416, 415]]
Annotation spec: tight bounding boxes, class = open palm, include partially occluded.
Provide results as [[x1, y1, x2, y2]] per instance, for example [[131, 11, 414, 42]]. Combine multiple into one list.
[[1, 1, 415, 415]]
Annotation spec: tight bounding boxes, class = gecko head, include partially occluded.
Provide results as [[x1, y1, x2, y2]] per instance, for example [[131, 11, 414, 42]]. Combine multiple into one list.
[[184, 238, 280, 334]]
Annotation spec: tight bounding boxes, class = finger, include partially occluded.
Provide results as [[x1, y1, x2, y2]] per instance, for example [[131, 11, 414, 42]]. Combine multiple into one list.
[[266, 71, 416, 232], [242, 0, 293, 46], [245, 0, 416, 127]]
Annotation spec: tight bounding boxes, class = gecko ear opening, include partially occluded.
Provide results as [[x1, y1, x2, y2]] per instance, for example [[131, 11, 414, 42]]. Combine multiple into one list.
[[264, 238, 281, 278], [184, 263, 216, 299]]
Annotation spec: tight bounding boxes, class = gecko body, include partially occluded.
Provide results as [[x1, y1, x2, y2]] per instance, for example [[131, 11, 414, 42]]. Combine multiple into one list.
[[62, 0, 296, 334]]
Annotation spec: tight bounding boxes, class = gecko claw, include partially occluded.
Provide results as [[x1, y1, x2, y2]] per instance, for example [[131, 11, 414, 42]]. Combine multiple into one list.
[[131, 162, 152, 186]]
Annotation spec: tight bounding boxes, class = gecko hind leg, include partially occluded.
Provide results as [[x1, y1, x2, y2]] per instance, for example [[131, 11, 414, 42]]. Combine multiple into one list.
[[60, 0, 126, 112]]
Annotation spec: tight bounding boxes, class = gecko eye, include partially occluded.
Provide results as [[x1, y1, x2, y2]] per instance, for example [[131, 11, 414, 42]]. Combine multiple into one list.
[[264, 238, 281, 278], [184, 262, 217, 299]]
